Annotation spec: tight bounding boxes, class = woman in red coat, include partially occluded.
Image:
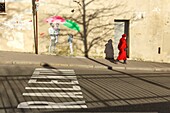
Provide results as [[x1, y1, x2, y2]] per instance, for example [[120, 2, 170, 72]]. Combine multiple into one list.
[[116, 34, 127, 64]]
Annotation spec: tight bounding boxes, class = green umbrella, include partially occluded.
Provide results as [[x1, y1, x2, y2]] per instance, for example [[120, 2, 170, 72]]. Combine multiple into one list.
[[63, 20, 80, 32]]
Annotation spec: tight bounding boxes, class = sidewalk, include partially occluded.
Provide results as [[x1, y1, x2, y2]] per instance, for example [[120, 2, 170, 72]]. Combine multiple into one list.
[[0, 51, 170, 71]]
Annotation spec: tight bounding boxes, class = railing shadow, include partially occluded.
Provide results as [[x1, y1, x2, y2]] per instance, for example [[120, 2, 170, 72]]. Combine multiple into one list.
[[87, 57, 170, 90], [1, 63, 170, 113], [69, 57, 170, 113]]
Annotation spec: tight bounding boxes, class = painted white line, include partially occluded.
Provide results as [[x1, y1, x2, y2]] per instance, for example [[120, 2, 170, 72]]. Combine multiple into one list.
[[33, 68, 75, 75], [17, 101, 87, 109], [38, 73, 75, 75], [31, 75, 77, 79], [32, 71, 40, 75], [25, 86, 81, 90], [28, 79, 79, 84], [35, 68, 74, 72], [53, 80, 79, 84], [23, 92, 83, 98], [33, 72, 75, 76]]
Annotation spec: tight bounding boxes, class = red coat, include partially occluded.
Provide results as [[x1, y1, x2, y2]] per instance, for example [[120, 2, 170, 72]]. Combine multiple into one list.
[[117, 37, 127, 60]]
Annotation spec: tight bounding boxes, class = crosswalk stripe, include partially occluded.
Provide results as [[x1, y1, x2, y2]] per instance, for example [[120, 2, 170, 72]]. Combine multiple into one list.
[[18, 68, 87, 109], [23, 92, 84, 98], [28, 79, 79, 84], [18, 101, 87, 108], [35, 68, 75, 72], [25, 86, 81, 90], [33, 68, 75, 75], [31, 76, 77, 79]]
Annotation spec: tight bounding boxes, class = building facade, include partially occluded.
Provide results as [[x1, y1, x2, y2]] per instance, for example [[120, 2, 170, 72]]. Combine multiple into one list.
[[0, 0, 170, 63]]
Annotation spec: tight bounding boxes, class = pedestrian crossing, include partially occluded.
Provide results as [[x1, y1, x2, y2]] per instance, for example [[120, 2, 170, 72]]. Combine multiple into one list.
[[25, 86, 81, 90], [17, 68, 87, 109]]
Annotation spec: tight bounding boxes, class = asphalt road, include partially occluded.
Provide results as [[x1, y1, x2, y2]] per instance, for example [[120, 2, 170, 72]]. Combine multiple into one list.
[[0, 64, 170, 113]]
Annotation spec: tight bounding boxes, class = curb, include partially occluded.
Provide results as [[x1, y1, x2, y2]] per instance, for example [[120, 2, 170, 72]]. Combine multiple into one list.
[[154, 67, 170, 72], [125, 67, 155, 71]]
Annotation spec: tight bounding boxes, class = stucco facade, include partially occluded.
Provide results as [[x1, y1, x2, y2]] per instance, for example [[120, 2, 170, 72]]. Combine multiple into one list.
[[0, 0, 170, 63], [0, 1, 34, 52]]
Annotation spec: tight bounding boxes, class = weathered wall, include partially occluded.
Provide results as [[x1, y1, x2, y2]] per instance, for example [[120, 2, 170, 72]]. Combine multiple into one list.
[[129, 0, 170, 63], [129, 0, 163, 61], [161, 0, 170, 62], [0, 0, 34, 52]]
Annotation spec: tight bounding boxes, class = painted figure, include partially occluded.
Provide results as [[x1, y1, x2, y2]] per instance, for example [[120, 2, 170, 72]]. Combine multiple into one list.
[[54, 23, 60, 43], [68, 34, 73, 55], [48, 23, 58, 53]]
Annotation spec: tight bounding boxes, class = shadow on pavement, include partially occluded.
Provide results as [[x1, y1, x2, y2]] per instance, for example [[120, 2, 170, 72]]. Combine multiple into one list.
[[75, 57, 170, 113], [41, 63, 56, 69], [0, 61, 170, 113], [87, 57, 114, 70], [87, 57, 170, 90]]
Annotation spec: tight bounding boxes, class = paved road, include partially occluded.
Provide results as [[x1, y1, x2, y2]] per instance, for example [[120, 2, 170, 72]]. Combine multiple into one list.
[[0, 65, 170, 113]]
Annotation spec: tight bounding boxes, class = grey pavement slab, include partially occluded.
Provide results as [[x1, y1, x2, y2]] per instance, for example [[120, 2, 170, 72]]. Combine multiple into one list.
[[0, 51, 170, 71]]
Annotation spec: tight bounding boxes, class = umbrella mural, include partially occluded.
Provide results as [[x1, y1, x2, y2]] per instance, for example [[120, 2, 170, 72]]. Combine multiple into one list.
[[45, 16, 80, 32], [45, 16, 65, 24], [63, 20, 80, 32]]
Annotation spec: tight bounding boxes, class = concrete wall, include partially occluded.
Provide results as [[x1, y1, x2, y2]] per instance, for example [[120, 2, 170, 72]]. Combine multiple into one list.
[[0, 0, 34, 52], [129, 0, 170, 63], [1, 0, 170, 63]]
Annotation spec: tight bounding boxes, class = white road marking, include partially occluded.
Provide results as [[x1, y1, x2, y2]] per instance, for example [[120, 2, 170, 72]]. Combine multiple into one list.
[[18, 68, 87, 109], [35, 68, 74, 72], [33, 68, 75, 75], [28, 79, 79, 84], [23, 92, 83, 98], [18, 101, 87, 108], [31, 75, 77, 79], [25, 86, 81, 90]]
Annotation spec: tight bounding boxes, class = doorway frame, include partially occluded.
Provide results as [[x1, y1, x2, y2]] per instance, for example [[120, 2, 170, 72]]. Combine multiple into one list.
[[114, 19, 130, 58]]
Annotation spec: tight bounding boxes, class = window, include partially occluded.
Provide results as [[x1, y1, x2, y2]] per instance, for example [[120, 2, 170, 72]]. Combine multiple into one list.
[[0, 0, 5, 13]]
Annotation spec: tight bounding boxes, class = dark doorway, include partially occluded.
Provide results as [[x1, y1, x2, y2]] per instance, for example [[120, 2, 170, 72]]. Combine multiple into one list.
[[114, 20, 130, 58]]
